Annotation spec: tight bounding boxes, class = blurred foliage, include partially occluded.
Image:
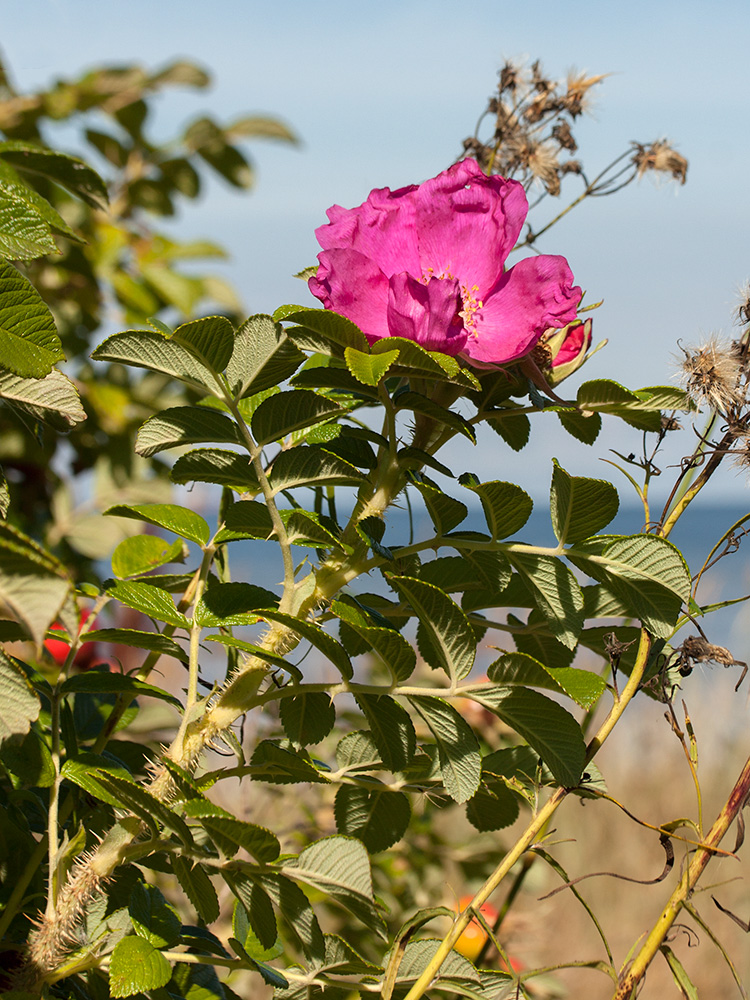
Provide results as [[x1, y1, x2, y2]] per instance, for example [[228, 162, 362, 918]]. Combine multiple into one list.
[[0, 54, 297, 570]]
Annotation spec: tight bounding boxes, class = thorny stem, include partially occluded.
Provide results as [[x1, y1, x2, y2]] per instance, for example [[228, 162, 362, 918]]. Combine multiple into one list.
[[401, 628, 653, 1000], [613, 754, 750, 999]]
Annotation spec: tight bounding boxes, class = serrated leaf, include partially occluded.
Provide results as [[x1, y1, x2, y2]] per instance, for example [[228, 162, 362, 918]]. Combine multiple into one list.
[[60, 671, 181, 707], [92, 329, 224, 395], [250, 739, 328, 784], [0, 259, 64, 376], [130, 882, 181, 948], [550, 460, 618, 545], [0, 528, 70, 646], [485, 652, 606, 709], [105, 502, 210, 546], [461, 478, 533, 539], [395, 938, 481, 984], [0, 650, 39, 745], [355, 693, 417, 771], [475, 687, 585, 786], [335, 784, 410, 852], [226, 874, 279, 952], [171, 314, 234, 372], [409, 696, 482, 803], [185, 808, 279, 862], [486, 408, 531, 451], [410, 475, 468, 535], [0, 183, 59, 259], [247, 871, 325, 959], [107, 580, 190, 629], [195, 582, 278, 626], [171, 448, 260, 492], [557, 408, 602, 444], [465, 781, 520, 832], [396, 390, 476, 442], [575, 379, 664, 431], [251, 389, 343, 446], [506, 550, 584, 649], [285, 835, 386, 937], [267, 446, 366, 495], [111, 534, 185, 579], [0, 140, 108, 207], [227, 314, 305, 398], [84, 627, 188, 664], [344, 346, 400, 386], [281, 509, 342, 549], [284, 308, 369, 355], [172, 856, 220, 924], [374, 337, 465, 381], [0, 367, 84, 429], [331, 598, 416, 682], [336, 731, 383, 771], [280, 691, 336, 745], [214, 499, 274, 542], [0, 725, 54, 786], [258, 609, 352, 679], [135, 405, 243, 457], [291, 361, 381, 398], [203, 635, 300, 679], [390, 575, 475, 682], [109, 935, 172, 997], [96, 771, 194, 844]]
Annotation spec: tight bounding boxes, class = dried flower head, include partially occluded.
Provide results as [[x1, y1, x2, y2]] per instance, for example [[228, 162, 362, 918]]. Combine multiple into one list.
[[632, 139, 688, 185], [563, 70, 608, 117], [735, 281, 750, 327], [676, 336, 744, 411]]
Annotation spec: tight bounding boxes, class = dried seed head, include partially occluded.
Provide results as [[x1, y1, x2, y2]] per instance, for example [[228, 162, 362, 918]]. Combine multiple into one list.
[[660, 414, 682, 432], [632, 139, 688, 185], [735, 281, 750, 326], [498, 61, 519, 94], [676, 336, 744, 411], [563, 70, 608, 117], [528, 141, 561, 194], [551, 120, 577, 151]]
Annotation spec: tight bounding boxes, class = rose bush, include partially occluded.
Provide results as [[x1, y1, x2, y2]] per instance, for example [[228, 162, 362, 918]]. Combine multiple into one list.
[[309, 158, 582, 364]]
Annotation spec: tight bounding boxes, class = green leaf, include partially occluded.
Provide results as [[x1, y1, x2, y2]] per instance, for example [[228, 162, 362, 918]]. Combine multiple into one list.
[[331, 598, 416, 682], [335, 784, 410, 852], [410, 475, 468, 536], [344, 346, 400, 386], [465, 781, 520, 832], [94, 771, 194, 844], [196, 582, 278, 625], [258, 610, 353, 679], [0, 725, 54, 786], [251, 389, 343, 445], [226, 873, 279, 951], [557, 408, 602, 444], [182, 804, 280, 862], [661, 946, 700, 998], [246, 871, 325, 960], [460, 477, 533, 539], [232, 896, 282, 961], [171, 448, 260, 492], [281, 509, 342, 549], [267, 446, 366, 495], [91, 329, 224, 396], [107, 580, 190, 629], [395, 938, 481, 985], [172, 856, 220, 924], [284, 308, 369, 355], [285, 835, 386, 937], [84, 627, 188, 664], [485, 652, 606, 709], [250, 739, 328, 784], [486, 408, 531, 451], [395, 390, 476, 442], [550, 460, 619, 545], [109, 935, 172, 997], [130, 882, 181, 948], [506, 551, 584, 649], [60, 671, 182, 707], [0, 367, 84, 429], [105, 502, 211, 546], [336, 731, 383, 771], [0, 651, 39, 745], [355, 693, 417, 771], [474, 687, 586, 787], [409, 696, 481, 803], [214, 499, 273, 542], [171, 314, 235, 372], [0, 525, 70, 646], [0, 140, 108, 207], [111, 534, 185, 579], [135, 405, 243, 457], [389, 576, 475, 682], [375, 337, 469, 382], [575, 379, 668, 431], [280, 691, 336, 745], [570, 534, 690, 638], [0, 183, 58, 259], [203, 635, 300, 679], [226, 314, 305, 398], [0, 259, 64, 376]]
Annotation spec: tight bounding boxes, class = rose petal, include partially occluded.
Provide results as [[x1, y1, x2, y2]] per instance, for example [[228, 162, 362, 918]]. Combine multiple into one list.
[[414, 160, 528, 294], [465, 255, 582, 364], [309, 248, 391, 342], [315, 181, 421, 278], [387, 272, 468, 355]]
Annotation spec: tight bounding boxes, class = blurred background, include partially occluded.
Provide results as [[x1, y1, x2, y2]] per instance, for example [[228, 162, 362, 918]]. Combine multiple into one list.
[[5, 3, 750, 994]]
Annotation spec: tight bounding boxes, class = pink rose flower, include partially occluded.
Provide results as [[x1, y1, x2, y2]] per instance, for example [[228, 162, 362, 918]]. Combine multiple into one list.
[[309, 159, 582, 366]]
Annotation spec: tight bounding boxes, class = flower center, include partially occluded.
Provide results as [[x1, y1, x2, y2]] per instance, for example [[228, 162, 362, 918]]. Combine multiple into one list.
[[423, 267, 483, 336]]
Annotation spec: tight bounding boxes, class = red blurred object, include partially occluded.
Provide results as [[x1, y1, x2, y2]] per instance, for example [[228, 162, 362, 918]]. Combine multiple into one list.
[[44, 610, 101, 670]]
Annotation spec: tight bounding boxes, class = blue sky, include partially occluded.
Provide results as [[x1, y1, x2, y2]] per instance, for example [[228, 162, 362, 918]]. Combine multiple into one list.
[[4, 0, 750, 504]]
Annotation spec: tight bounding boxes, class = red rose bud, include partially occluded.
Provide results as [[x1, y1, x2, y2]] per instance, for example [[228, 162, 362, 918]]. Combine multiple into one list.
[[543, 317, 592, 385]]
